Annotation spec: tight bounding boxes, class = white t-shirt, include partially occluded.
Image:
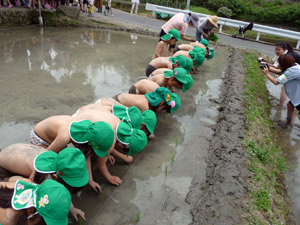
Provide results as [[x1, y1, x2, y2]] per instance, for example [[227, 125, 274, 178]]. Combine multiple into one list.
[[131, 0, 139, 3]]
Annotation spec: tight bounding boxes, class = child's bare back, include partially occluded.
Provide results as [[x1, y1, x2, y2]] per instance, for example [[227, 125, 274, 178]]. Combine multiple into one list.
[[0, 143, 46, 178], [152, 41, 170, 59], [134, 79, 160, 94], [149, 57, 173, 69]]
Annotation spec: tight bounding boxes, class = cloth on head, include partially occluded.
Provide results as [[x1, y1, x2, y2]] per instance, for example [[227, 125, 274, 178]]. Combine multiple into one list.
[[208, 47, 215, 60], [116, 121, 147, 155], [12, 179, 71, 225], [200, 38, 209, 47], [69, 120, 114, 158], [163, 68, 187, 84], [190, 13, 199, 27], [142, 110, 157, 134], [161, 29, 181, 41], [189, 50, 205, 67], [113, 105, 142, 129], [182, 75, 194, 93], [184, 58, 193, 73], [169, 55, 186, 68], [34, 148, 89, 187]]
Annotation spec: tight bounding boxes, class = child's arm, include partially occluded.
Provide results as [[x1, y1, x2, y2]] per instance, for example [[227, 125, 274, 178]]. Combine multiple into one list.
[[47, 134, 69, 153], [111, 149, 133, 163], [153, 42, 163, 59], [86, 155, 102, 192], [97, 153, 122, 186]]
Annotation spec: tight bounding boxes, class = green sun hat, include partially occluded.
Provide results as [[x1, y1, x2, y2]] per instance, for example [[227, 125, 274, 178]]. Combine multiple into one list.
[[169, 55, 186, 68], [69, 120, 114, 158], [208, 47, 215, 60], [182, 75, 194, 93], [175, 55, 186, 68], [166, 93, 181, 114], [34, 148, 89, 187], [190, 50, 205, 67], [145, 87, 169, 106], [161, 29, 181, 41], [200, 38, 209, 47], [12, 179, 71, 225], [192, 46, 202, 52], [142, 110, 157, 134], [113, 105, 142, 129], [163, 68, 187, 84], [184, 58, 193, 73], [116, 121, 147, 155]]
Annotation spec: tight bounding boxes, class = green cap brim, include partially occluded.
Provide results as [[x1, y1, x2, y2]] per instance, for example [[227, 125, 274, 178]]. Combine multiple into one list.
[[161, 33, 172, 41], [182, 75, 193, 93], [128, 129, 147, 156], [142, 110, 157, 134], [34, 151, 58, 173]]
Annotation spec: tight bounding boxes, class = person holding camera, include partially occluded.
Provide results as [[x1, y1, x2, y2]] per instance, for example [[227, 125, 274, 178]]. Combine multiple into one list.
[[260, 42, 300, 106], [262, 54, 300, 126]]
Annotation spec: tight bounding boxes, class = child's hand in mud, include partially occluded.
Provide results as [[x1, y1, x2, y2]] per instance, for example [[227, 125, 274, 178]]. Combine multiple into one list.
[[124, 155, 133, 163], [148, 134, 155, 139], [108, 155, 115, 165], [108, 176, 122, 186], [70, 206, 86, 222], [89, 180, 102, 193]]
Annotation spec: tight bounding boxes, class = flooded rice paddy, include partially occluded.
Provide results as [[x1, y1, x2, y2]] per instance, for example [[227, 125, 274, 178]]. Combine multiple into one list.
[[0, 26, 246, 224]]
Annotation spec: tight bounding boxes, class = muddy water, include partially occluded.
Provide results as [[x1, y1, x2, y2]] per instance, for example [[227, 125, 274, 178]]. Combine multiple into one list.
[[0, 27, 155, 148], [267, 82, 300, 224], [0, 27, 229, 225]]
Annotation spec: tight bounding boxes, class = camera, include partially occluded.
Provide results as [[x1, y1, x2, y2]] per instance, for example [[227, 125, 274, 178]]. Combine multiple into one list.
[[260, 63, 269, 69], [257, 57, 263, 63]]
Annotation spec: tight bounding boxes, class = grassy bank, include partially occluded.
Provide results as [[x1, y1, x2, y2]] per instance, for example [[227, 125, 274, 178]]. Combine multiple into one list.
[[243, 52, 289, 224]]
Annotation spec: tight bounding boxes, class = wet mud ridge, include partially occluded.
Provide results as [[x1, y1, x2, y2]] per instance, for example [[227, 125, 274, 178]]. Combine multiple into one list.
[[187, 47, 250, 225]]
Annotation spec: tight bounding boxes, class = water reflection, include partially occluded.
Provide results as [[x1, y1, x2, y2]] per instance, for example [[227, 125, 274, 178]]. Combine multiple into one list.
[[267, 81, 300, 224], [0, 27, 156, 127]]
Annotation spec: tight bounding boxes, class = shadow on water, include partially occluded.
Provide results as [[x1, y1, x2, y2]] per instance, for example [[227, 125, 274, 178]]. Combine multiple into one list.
[[267, 81, 300, 224], [0, 26, 229, 225]]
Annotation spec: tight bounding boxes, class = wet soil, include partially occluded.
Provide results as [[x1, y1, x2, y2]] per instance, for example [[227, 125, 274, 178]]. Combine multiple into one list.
[[187, 47, 249, 225]]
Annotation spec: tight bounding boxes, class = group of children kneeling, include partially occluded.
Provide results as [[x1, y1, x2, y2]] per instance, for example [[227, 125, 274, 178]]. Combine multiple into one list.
[[0, 27, 214, 225]]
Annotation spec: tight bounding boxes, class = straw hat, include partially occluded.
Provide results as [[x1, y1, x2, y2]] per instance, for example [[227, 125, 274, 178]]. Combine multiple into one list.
[[207, 16, 218, 28]]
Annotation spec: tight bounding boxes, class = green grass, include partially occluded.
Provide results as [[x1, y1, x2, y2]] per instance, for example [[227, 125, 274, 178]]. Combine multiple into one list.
[[190, 6, 216, 15], [136, 213, 140, 222], [243, 52, 289, 224], [165, 165, 168, 176], [223, 26, 298, 48]]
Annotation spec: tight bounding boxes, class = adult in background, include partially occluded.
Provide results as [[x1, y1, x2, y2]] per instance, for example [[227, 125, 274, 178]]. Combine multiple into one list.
[[196, 15, 218, 42], [95, 0, 103, 13], [160, 12, 198, 54], [130, 0, 139, 14]]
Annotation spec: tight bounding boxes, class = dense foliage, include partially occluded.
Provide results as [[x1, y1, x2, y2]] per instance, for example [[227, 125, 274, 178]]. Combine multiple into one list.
[[190, 0, 300, 28]]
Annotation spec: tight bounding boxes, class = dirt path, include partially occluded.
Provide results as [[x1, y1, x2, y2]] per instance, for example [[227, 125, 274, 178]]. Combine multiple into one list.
[[187, 47, 249, 225]]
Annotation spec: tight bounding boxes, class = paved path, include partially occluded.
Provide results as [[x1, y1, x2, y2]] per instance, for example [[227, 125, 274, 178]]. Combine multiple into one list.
[[81, 8, 280, 56]]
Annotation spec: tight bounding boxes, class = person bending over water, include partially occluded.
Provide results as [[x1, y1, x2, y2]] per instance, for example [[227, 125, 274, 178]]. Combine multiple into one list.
[[0, 144, 90, 221], [100, 87, 181, 115], [0, 179, 71, 225], [130, 68, 188, 94], [73, 108, 147, 186], [28, 115, 115, 191], [146, 55, 186, 77]]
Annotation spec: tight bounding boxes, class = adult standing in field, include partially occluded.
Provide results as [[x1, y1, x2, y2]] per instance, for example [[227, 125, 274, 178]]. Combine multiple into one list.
[[130, 0, 139, 14], [160, 13, 198, 54], [196, 15, 219, 42], [95, 0, 103, 13]]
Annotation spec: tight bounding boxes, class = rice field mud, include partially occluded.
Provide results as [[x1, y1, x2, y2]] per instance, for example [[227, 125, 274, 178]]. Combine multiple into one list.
[[0, 26, 273, 225]]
